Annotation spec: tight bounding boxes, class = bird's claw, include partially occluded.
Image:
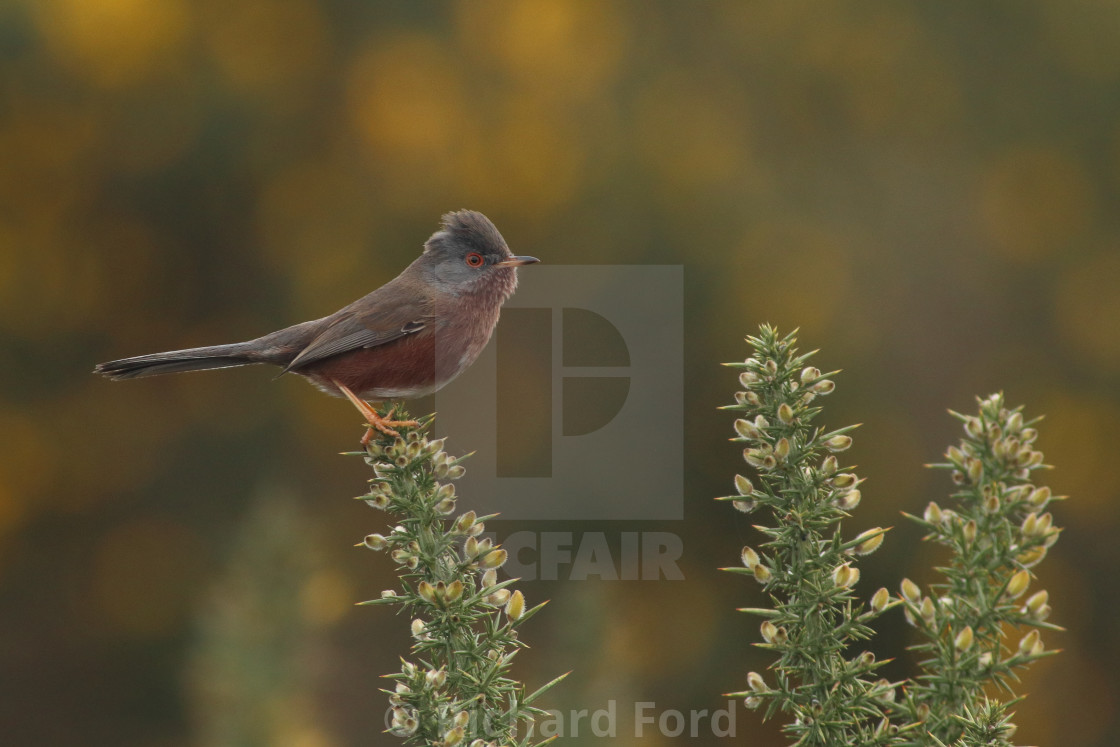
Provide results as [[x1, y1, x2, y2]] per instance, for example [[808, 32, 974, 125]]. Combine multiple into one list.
[[335, 381, 420, 444], [361, 406, 421, 444]]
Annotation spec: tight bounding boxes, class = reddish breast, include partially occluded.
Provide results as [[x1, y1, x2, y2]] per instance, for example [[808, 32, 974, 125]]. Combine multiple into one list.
[[299, 330, 440, 400]]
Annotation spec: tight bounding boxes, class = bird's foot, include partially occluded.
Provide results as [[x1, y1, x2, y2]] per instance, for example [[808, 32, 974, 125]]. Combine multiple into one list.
[[362, 406, 422, 444], [335, 382, 420, 444]]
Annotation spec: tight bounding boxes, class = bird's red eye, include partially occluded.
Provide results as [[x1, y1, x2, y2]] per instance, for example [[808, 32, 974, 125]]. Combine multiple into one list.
[[465, 252, 484, 267]]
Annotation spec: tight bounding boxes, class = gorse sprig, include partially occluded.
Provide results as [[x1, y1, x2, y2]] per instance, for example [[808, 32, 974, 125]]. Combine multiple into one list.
[[719, 325, 906, 746], [349, 411, 566, 747], [899, 393, 1063, 745]]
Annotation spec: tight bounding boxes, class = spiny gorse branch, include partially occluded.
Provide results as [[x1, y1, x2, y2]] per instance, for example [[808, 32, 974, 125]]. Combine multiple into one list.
[[719, 325, 908, 746], [898, 393, 1063, 745], [349, 411, 566, 747]]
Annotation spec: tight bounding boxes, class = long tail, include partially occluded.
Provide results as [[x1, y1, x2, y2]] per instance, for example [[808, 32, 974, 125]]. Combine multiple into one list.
[[94, 342, 262, 380]]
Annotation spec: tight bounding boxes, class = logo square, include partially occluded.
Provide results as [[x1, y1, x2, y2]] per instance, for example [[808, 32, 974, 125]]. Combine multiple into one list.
[[434, 266, 683, 520]]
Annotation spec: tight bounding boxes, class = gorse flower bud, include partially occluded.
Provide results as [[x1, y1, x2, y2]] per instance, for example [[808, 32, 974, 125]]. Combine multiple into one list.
[[811, 379, 835, 394], [1028, 486, 1052, 508], [832, 562, 860, 589], [871, 587, 890, 613], [454, 511, 477, 534], [734, 418, 760, 439], [820, 455, 838, 476], [505, 590, 525, 620], [411, 618, 427, 640], [852, 527, 886, 556], [983, 492, 1000, 513], [919, 596, 936, 623], [1018, 629, 1042, 656], [967, 458, 983, 484], [366, 492, 390, 510], [836, 489, 861, 510], [487, 588, 511, 606], [1025, 589, 1049, 617], [480, 549, 508, 570], [1004, 569, 1031, 600], [390, 708, 419, 736], [734, 474, 754, 495], [1016, 545, 1048, 567], [740, 371, 760, 387], [362, 533, 388, 551], [760, 620, 779, 643], [962, 519, 978, 545], [924, 501, 944, 524], [964, 416, 982, 438]]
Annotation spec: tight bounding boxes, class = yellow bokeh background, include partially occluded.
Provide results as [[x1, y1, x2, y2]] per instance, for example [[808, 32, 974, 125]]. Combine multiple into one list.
[[2, 1, 1118, 745]]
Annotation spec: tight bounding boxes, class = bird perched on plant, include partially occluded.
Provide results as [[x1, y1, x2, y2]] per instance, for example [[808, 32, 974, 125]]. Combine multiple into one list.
[[95, 210, 538, 441]]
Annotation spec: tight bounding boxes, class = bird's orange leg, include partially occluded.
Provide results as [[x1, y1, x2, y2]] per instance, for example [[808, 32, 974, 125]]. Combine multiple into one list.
[[334, 381, 420, 444]]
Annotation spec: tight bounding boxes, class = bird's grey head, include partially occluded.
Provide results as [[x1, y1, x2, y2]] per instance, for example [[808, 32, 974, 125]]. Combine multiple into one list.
[[418, 210, 539, 298]]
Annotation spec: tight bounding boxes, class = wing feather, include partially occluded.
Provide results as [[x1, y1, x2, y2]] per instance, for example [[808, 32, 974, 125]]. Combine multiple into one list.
[[282, 290, 433, 373]]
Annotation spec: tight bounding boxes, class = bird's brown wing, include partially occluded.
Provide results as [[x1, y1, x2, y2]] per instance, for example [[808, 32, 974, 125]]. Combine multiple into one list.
[[281, 292, 434, 374]]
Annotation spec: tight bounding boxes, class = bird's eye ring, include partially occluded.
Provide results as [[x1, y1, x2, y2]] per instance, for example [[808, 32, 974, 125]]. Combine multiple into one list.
[[465, 252, 484, 267]]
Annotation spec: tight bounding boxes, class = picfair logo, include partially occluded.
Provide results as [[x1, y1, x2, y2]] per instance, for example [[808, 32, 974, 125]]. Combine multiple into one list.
[[435, 266, 683, 520]]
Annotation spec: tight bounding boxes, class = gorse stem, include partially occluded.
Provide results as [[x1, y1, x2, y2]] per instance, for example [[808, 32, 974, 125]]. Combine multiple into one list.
[[720, 325, 906, 746], [899, 394, 1063, 745], [349, 411, 565, 747]]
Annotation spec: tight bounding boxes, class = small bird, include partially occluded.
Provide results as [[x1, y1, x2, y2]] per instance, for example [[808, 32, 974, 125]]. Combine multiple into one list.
[[95, 210, 538, 441]]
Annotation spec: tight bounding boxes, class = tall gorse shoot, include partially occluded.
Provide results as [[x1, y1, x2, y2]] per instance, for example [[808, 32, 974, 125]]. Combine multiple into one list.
[[720, 325, 906, 745], [899, 393, 1063, 745], [350, 411, 566, 747], [721, 326, 1064, 747]]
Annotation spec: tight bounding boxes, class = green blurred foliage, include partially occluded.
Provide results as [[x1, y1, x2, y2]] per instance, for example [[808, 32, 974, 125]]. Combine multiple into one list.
[[1, 1, 1118, 745]]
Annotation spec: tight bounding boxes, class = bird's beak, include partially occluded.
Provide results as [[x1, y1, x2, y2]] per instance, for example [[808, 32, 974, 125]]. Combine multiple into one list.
[[495, 255, 540, 267]]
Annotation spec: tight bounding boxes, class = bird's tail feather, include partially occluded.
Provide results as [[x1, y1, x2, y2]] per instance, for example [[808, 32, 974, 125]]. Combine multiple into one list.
[[94, 342, 261, 380]]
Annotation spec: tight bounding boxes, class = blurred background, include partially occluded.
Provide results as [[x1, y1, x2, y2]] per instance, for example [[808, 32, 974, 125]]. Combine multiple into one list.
[[2, 1, 1119, 745]]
